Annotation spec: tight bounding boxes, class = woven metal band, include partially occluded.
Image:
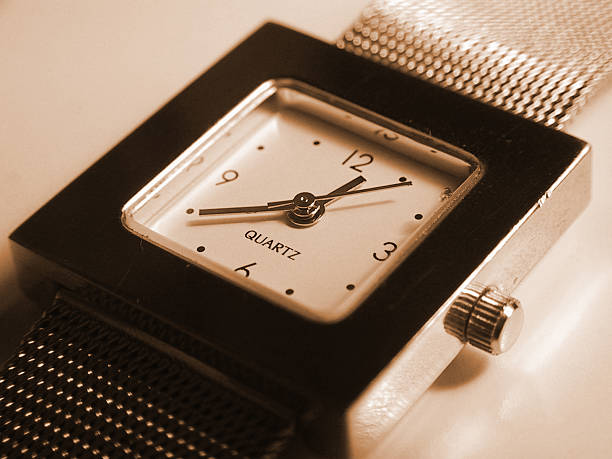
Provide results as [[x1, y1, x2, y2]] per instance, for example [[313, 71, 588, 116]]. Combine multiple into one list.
[[0, 297, 293, 458], [339, 0, 612, 129]]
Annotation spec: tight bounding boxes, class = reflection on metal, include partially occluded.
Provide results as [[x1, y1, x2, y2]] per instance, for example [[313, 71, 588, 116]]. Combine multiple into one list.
[[287, 192, 326, 227], [346, 146, 590, 457], [445, 284, 524, 355]]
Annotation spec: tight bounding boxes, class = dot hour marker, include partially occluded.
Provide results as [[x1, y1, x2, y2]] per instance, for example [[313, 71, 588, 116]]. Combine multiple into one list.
[[313, 140, 320, 145], [257, 145, 264, 150], [346, 284, 355, 291], [399, 177, 407, 182], [285, 289, 294, 295], [196, 246, 205, 252], [186, 208, 194, 214], [415, 213, 423, 220]]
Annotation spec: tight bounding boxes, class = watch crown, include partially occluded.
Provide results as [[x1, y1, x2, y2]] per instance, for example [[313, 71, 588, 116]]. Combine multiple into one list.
[[445, 284, 523, 355]]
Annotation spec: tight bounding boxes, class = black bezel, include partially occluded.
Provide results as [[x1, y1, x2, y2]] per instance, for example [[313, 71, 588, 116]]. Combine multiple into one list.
[[11, 24, 586, 411]]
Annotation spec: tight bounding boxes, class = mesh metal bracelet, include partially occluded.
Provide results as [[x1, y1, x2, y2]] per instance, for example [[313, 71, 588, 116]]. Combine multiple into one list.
[[339, 0, 612, 129], [0, 296, 293, 458]]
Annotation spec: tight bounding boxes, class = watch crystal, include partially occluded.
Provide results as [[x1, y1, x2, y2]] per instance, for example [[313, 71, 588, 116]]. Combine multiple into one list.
[[122, 80, 480, 321]]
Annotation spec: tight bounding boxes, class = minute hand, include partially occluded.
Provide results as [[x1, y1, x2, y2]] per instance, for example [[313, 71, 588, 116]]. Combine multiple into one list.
[[197, 176, 366, 216], [267, 180, 412, 208]]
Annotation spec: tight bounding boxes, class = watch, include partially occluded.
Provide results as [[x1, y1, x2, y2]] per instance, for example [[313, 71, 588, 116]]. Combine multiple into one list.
[[2, 2, 610, 458]]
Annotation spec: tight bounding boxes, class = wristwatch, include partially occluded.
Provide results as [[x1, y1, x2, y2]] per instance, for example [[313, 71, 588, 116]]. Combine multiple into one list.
[[2, 1, 610, 458]]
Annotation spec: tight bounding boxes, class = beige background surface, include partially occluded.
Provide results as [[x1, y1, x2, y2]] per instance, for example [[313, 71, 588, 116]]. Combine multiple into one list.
[[1, 1, 611, 457]]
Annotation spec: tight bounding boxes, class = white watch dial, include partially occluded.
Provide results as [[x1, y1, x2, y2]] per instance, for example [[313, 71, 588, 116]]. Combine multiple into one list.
[[122, 80, 480, 322]]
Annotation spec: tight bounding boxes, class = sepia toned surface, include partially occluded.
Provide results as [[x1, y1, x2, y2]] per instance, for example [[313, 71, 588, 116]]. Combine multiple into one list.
[[1, 1, 611, 457]]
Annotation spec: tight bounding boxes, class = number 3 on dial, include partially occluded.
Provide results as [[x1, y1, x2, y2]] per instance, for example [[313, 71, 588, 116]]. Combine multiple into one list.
[[373, 242, 397, 262]]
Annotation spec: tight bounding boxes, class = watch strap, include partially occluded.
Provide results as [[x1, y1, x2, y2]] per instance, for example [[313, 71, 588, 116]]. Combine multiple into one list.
[[0, 295, 293, 458], [339, 0, 612, 129]]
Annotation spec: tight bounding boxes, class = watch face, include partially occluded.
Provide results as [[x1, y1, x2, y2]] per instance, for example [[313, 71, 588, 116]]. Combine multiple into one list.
[[122, 79, 480, 322]]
